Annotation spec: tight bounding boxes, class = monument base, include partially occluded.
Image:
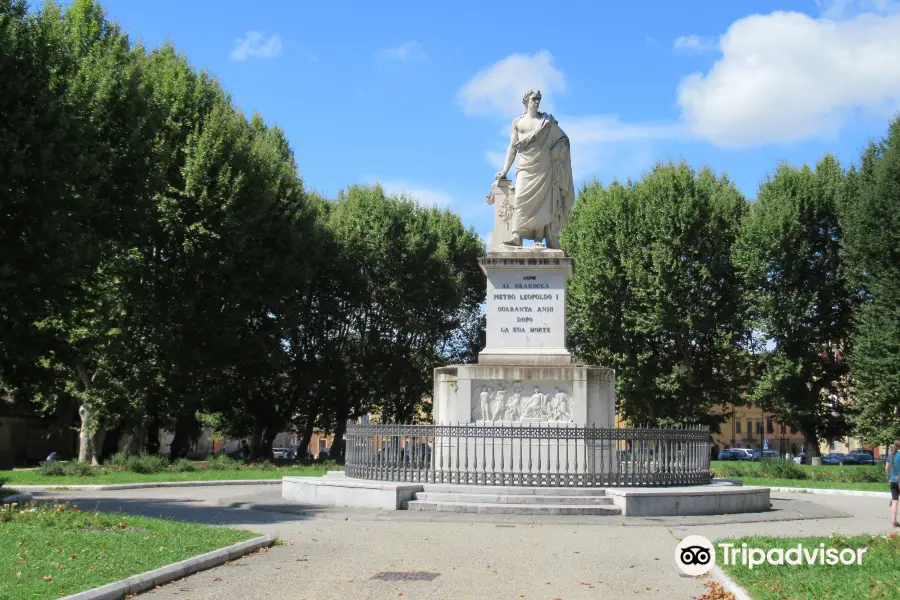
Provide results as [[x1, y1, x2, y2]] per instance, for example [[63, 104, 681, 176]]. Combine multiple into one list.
[[477, 347, 572, 366], [433, 363, 615, 427]]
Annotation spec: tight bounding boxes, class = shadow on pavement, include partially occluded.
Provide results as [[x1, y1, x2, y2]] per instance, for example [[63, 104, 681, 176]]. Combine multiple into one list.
[[26, 492, 324, 528]]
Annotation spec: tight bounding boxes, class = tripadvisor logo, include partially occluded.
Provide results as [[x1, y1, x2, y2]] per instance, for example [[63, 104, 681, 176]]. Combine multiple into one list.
[[675, 535, 716, 576], [675, 535, 869, 575]]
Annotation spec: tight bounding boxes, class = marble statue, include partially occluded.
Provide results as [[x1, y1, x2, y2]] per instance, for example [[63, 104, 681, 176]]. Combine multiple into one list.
[[493, 89, 575, 250], [479, 388, 491, 422], [470, 383, 574, 423], [550, 389, 573, 422], [521, 387, 546, 419], [491, 388, 507, 421], [504, 386, 523, 421]]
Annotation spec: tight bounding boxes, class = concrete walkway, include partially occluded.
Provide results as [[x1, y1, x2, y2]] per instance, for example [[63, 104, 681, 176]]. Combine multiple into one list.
[[30, 485, 897, 600]]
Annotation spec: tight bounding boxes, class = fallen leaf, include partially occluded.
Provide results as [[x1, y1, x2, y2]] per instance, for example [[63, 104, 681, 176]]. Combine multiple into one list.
[[43, 576, 53, 582], [213, 577, 222, 582]]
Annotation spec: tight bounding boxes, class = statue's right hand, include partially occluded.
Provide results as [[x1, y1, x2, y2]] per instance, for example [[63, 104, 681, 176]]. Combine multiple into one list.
[[494, 171, 508, 180]]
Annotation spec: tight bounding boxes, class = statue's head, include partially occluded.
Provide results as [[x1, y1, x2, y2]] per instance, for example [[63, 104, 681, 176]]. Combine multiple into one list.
[[522, 89, 542, 111]]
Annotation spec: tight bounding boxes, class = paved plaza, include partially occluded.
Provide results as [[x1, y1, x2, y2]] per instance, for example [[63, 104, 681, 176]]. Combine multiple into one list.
[[28, 485, 895, 600]]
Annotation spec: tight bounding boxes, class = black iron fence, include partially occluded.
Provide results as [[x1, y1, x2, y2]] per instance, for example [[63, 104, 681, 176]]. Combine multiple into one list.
[[344, 422, 710, 487]]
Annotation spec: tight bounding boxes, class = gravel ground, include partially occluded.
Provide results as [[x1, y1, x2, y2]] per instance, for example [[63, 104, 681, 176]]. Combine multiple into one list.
[[27, 483, 894, 600]]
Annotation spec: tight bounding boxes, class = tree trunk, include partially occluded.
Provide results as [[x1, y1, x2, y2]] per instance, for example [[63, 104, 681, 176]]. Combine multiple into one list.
[[169, 412, 198, 460], [145, 416, 161, 455], [127, 425, 146, 455], [91, 427, 107, 466], [298, 411, 317, 460], [802, 425, 820, 460], [249, 423, 265, 460], [332, 409, 349, 463], [261, 427, 277, 461], [77, 405, 92, 464]]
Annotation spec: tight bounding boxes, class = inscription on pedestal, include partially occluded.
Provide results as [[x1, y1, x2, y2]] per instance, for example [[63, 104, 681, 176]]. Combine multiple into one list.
[[485, 270, 566, 350]]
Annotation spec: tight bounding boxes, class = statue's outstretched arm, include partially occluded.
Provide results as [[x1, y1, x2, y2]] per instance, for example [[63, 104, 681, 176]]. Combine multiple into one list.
[[495, 121, 518, 180]]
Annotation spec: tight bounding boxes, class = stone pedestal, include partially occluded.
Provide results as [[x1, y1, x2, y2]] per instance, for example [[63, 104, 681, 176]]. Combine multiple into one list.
[[486, 178, 515, 251], [431, 362, 619, 478], [433, 364, 614, 427], [430, 181, 617, 476], [478, 249, 573, 366]]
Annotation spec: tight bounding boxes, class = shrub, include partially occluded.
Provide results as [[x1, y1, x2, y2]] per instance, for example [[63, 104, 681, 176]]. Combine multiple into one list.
[[246, 460, 276, 470], [104, 451, 131, 468], [64, 462, 95, 477], [758, 458, 807, 480], [38, 460, 67, 476], [171, 458, 198, 472], [126, 454, 169, 474], [202, 455, 241, 471]]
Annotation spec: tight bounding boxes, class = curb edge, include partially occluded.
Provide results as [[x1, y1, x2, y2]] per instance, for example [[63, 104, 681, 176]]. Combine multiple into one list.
[[12, 479, 283, 491], [711, 565, 754, 600], [59, 534, 274, 600]]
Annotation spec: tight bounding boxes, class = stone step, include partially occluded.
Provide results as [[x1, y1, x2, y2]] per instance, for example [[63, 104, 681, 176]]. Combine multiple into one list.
[[420, 484, 607, 496], [405, 500, 622, 516], [414, 492, 614, 505]]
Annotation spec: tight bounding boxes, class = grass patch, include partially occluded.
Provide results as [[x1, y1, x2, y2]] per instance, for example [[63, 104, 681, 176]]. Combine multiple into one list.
[[718, 533, 900, 600], [0, 502, 259, 599], [711, 459, 892, 492], [5, 463, 338, 486], [734, 477, 890, 492]]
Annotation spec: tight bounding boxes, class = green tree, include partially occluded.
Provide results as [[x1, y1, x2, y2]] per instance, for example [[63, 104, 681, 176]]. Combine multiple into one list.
[[564, 161, 750, 426], [735, 156, 853, 457], [1, 0, 173, 461], [841, 118, 900, 445], [321, 185, 485, 458], [0, 0, 100, 392]]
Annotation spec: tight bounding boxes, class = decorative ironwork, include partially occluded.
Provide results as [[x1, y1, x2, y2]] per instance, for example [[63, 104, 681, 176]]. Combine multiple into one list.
[[344, 422, 711, 488], [498, 196, 514, 228]]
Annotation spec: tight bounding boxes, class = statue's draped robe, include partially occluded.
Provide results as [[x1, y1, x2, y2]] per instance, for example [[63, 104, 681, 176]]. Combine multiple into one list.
[[512, 113, 575, 243]]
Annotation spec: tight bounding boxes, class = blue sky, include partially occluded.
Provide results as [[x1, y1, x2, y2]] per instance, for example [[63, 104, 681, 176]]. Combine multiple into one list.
[[94, 0, 900, 243]]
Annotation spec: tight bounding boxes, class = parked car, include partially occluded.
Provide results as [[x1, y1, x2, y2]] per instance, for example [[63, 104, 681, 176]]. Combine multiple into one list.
[[750, 450, 781, 461], [731, 448, 755, 461], [272, 448, 291, 459], [718, 449, 751, 461], [849, 452, 874, 465], [849, 448, 874, 457], [822, 453, 862, 465]]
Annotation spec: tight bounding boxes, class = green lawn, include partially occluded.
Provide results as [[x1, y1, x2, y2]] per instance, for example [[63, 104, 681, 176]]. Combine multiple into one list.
[[710, 460, 892, 492], [0, 503, 260, 600], [733, 477, 889, 492], [718, 534, 900, 600], [3, 465, 336, 486]]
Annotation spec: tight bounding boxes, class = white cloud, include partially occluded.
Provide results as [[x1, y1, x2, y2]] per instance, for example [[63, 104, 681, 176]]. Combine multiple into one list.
[[673, 35, 717, 53], [465, 53, 685, 186], [677, 10, 900, 147], [817, 0, 900, 19], [368, 178, 455, 208], [374, 41, 427, 63], [457, 51, 566, 117], [231, 31, 283, 61]]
